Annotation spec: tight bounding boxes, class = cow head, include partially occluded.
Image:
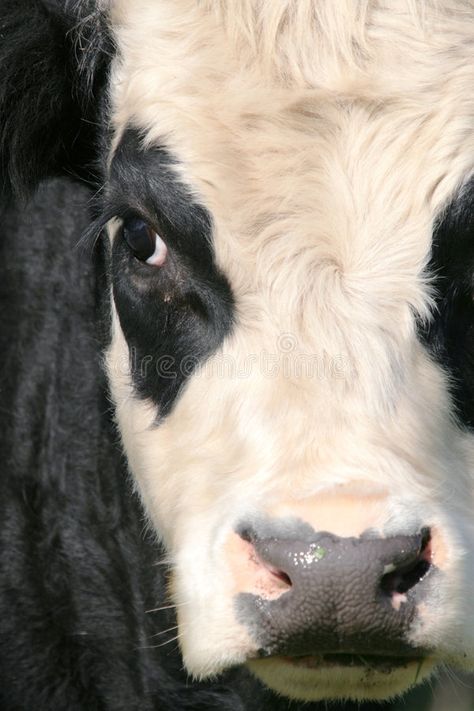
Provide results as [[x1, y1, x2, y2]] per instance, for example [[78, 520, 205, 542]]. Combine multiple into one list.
[[2, 0, 473, 703]]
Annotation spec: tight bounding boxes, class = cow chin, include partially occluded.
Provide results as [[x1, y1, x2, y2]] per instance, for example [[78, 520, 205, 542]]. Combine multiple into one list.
[[246, 657, 436, 702], [178, 608, 437, 701]]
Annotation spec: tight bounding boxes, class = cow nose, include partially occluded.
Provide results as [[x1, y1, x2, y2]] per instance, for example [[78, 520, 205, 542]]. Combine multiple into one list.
[[237, 527, 432, 658]]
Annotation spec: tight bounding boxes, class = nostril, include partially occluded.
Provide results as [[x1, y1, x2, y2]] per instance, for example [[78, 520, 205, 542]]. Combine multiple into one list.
[[234, 528, 293, 596], [256, 550, 293, 590], [380, 528, 432, 597], [381, 557, 431, 596], [268, 568, 292, 588]]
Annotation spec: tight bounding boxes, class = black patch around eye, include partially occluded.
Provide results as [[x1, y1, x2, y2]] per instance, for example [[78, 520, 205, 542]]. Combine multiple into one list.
[[419, 177, 474, 428], [108, 127, 235, 418], [122, 216, 157, 262]]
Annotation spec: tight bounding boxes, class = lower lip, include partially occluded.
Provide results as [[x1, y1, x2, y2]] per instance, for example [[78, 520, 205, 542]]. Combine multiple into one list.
[[281, 654, 422, 672]]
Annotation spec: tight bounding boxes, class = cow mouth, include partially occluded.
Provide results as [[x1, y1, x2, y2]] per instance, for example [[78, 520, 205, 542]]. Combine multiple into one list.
[[280, 653, 424, 673]]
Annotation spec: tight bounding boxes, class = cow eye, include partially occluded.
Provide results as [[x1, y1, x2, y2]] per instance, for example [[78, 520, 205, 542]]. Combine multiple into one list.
[[122, 216, 167, 266]]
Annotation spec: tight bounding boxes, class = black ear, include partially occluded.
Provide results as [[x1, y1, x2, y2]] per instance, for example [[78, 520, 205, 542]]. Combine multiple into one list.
[[0, 0, 112, 203]]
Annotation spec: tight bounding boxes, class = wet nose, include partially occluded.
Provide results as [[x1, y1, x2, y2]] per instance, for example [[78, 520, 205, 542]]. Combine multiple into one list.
[[237, 527, 432, 657]]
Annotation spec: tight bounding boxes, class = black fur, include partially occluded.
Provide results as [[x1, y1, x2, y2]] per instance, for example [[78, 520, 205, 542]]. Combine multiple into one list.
[[420, 177, 474, 428], [0, 0, 111, 202]]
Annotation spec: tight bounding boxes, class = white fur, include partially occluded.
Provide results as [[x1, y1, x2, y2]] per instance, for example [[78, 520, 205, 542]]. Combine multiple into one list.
[[105, 0, 474, 701]]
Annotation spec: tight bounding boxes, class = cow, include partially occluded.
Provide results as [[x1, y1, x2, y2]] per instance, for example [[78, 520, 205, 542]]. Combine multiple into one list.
[[0, 0, 473, 708]]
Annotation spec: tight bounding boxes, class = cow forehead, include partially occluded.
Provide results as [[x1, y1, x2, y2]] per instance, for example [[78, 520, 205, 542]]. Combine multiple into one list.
[[109, 0, 473, 182], [109, 0, 472, 274]]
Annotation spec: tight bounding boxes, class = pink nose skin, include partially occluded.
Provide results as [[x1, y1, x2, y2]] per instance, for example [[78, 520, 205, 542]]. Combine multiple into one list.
[[233, 521, 433, 663]]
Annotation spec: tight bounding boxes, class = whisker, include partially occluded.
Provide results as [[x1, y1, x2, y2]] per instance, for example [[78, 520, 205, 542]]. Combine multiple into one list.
[[163, 642, 182, 657], [138, 634, 182, 650], [413, 657, 424, 685], [442, 663, 473, 690], [145, 601, 190, 614], [150, 625, 179, 639]]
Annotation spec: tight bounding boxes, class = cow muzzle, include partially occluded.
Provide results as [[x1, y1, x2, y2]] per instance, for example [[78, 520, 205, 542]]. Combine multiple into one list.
[[235, 525, 433, 660]]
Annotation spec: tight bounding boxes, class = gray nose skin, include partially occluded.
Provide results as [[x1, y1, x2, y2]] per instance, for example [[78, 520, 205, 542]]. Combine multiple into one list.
[[236, 524, 433, 659]]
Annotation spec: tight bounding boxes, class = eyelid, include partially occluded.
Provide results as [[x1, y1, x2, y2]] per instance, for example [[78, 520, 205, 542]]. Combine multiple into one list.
[[130, 214, 167, 237], [121, 211, 164, 236]]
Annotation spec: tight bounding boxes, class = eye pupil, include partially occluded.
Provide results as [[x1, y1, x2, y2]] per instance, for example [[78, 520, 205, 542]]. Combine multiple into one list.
[[123, 217, 157, 261]]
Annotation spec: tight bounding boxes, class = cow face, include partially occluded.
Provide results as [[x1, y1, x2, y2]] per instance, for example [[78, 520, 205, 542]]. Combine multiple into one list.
[[100, 0, 474, 702]]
